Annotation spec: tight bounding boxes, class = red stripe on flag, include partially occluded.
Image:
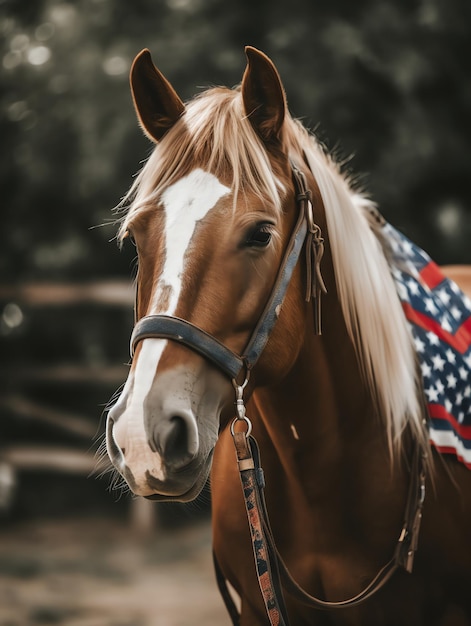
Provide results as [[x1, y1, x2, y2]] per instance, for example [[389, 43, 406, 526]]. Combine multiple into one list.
[[419, 261, 446, 289], [402, 302, 471, 354], [428, 403, 471, 439], [430, 442, 471, 469]]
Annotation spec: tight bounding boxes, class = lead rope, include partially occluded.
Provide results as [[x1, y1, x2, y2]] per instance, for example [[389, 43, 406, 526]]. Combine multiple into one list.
[[213, 382, 427, 624]]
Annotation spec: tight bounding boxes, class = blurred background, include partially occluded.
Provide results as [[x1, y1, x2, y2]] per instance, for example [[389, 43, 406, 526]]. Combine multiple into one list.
[[1, 0, 470, 624]]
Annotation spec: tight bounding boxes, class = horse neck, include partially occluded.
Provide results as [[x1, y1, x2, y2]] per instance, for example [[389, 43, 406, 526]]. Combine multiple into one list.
[[250, 279, 409, 517]]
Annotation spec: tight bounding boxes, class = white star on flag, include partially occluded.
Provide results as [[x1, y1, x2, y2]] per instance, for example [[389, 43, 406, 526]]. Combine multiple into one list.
[[396, 282, 409, 302], [414, 337, 426, 353], [446, 373, 457, 389], [438, 288, 451, 306], [407, 279, 420, 296], [431, 354, 445, 371], [421, 362, 432, 378], [450, 306, 462, 320], [425, 386, 439, 402], [427, 332, 440, 346], [446, 349, 456, 364], [425, 298, 438, 315]]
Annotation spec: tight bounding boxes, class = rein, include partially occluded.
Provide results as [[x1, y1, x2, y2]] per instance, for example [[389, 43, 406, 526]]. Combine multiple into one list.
[[129, 163, 427, 624]]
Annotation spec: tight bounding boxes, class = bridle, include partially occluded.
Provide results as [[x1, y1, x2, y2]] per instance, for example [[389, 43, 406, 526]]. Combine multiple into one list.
[[129, 163, 427, 625]]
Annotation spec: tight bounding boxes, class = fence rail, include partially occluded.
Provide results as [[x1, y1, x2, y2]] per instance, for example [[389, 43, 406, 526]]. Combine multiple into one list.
[[0, 280, 134, 306]]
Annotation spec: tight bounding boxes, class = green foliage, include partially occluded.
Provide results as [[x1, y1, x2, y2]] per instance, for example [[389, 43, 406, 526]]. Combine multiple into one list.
[[1, 0, 471, 284]]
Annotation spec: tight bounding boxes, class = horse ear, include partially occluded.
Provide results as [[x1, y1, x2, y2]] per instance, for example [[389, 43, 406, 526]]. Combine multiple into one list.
[[241, 46, 286, 143], [130, 49, 185, 143]]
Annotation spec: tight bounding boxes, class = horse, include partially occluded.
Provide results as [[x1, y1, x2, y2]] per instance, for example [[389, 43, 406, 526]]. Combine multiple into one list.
[[106, 47, 471, 625]]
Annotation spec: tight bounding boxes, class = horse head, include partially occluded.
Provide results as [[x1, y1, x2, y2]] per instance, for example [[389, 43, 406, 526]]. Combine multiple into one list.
[[106, 48, 313, 501]]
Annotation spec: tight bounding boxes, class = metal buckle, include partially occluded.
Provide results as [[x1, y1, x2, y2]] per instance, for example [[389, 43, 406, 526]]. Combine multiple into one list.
[[230, 376, 252, 437]]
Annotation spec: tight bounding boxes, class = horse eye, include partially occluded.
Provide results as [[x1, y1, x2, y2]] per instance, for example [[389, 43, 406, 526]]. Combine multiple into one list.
[[245, 223, 274, 248]]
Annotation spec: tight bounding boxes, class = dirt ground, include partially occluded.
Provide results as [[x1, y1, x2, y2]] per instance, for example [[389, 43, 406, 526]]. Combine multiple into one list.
[[0, 517, 232, 626]]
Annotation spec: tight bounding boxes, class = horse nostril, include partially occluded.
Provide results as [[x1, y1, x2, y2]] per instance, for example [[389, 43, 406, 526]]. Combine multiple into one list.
[[153, 412, 199, 472], [106, 415, 126, 469], [166, 416, 187, 456]]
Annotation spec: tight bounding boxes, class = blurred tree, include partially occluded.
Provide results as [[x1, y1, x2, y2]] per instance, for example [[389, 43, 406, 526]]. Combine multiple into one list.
[[1, 0, 470, 285]]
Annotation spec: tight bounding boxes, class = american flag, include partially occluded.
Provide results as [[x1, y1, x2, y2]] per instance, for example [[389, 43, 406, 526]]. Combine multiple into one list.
[[383, 222, 471, 469]]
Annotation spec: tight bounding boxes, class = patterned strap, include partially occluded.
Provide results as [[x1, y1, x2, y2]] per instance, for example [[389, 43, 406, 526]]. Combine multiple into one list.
[[233, 432, 290, 626]]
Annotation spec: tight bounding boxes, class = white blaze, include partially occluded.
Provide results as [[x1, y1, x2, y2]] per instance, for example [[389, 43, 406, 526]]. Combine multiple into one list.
[[154, 168, 231, 312], [136, 168, 230, 414], [112, 170, 230, 487]]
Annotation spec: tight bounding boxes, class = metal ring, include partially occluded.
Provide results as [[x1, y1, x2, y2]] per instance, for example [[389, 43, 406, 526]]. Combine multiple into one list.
[[230, 415, 253, 438]]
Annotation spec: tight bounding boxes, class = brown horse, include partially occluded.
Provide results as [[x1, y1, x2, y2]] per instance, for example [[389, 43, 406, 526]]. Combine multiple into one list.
[[106, 47, 471, 625]]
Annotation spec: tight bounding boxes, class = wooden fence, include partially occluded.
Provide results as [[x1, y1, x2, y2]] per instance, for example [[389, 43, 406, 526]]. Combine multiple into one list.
[[0, 281, 157, 531]]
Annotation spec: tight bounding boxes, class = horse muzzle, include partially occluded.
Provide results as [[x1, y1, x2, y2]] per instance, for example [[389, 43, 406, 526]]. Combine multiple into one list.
[[105, 358, 224, 501], [106, 410, 214, 501]]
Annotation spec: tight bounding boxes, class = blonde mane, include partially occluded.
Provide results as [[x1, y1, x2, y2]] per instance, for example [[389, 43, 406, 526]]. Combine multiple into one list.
[[284, 120, 425, 454], [120, 85, 426, 456]]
